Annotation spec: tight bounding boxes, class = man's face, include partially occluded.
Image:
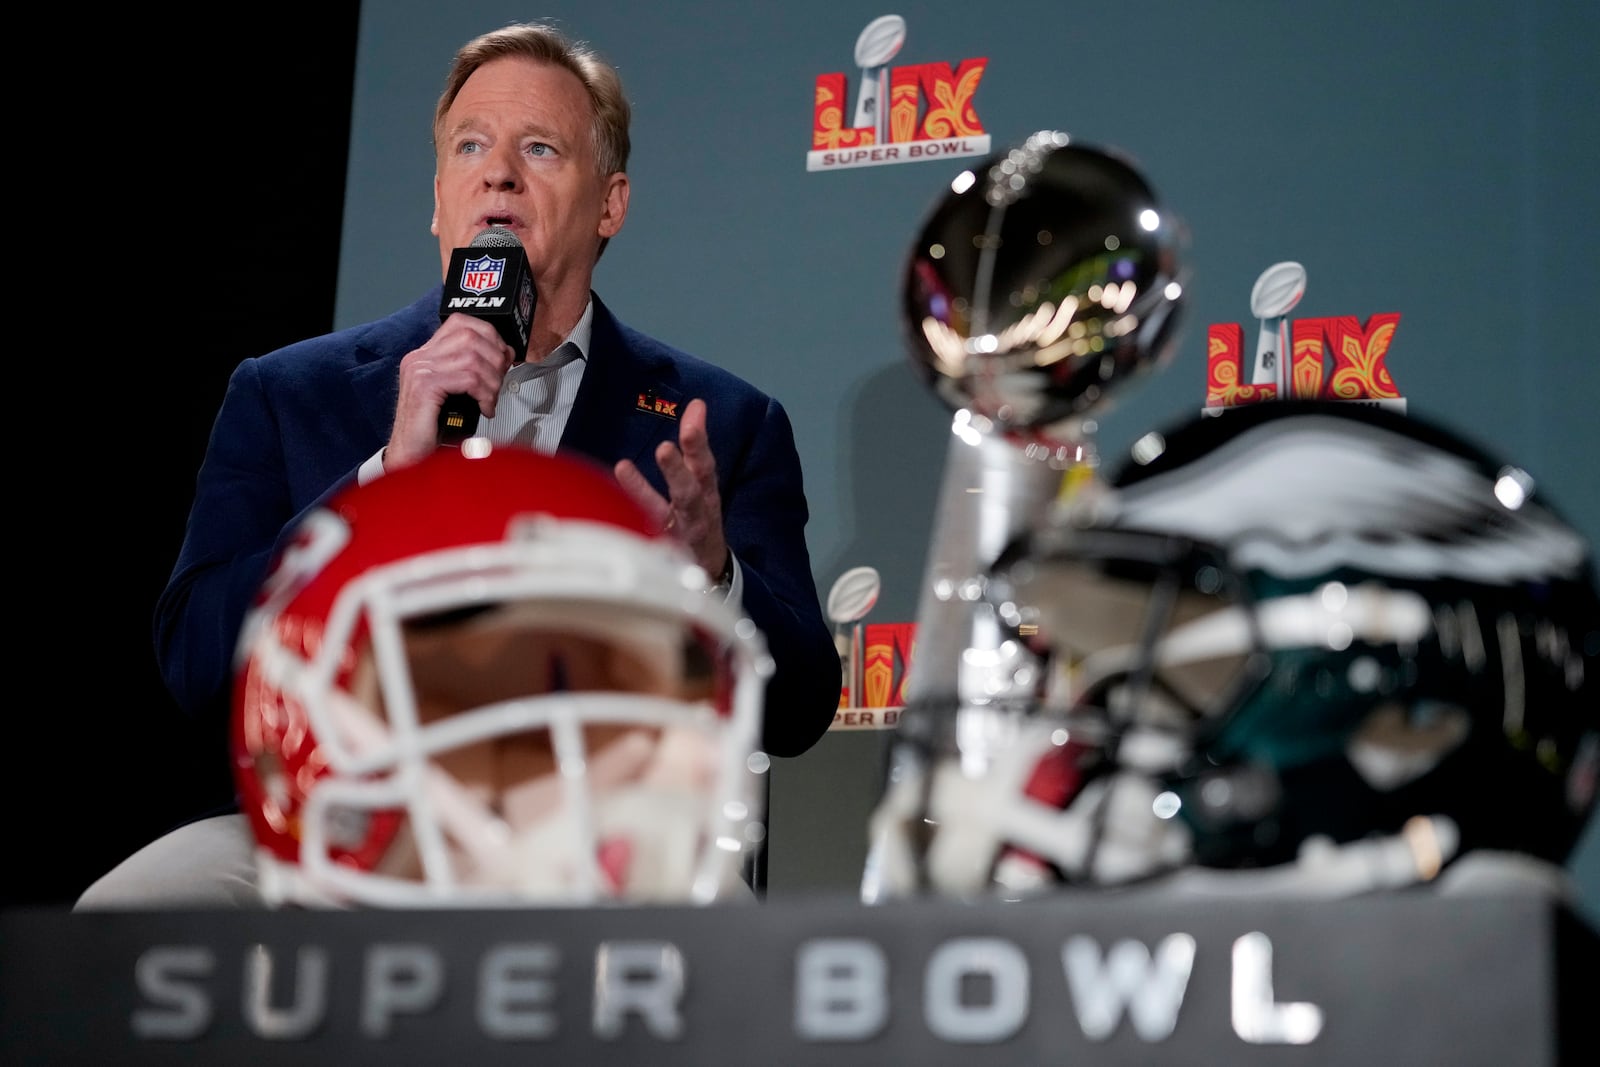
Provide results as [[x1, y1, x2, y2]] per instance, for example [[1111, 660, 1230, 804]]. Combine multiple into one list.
[[432, 56, 628, 316]]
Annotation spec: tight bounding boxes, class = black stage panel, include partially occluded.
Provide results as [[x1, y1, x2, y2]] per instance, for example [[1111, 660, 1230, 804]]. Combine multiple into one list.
[[4, 891, 1594, 1066]]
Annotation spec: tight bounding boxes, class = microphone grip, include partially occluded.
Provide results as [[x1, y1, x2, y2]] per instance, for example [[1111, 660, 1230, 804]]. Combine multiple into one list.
[[435, 228, 534, 447], [437, 393, 479, 446]]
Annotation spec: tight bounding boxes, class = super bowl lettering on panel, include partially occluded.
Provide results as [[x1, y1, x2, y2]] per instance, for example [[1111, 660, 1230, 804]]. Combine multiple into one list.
[[808, 14, 991, 172]]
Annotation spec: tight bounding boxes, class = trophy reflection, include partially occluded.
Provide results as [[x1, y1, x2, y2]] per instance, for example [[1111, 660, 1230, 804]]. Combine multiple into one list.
[[862, 130, 1188, 901]]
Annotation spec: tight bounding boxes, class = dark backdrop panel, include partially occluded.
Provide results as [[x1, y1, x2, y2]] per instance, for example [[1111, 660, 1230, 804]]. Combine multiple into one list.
[[6, 5, 361, 908]]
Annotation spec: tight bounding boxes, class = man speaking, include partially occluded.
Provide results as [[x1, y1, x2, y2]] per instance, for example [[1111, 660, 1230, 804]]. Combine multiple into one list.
[[79, 20, 839, 909]]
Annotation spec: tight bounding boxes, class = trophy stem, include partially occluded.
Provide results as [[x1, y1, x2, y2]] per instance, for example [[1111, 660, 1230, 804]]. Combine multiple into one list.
[[861, 409, 1093, 902], [901, 409, 1092, 714]]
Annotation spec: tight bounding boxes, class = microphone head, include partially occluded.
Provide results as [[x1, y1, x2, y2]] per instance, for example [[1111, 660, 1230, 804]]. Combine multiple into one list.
[[470, 226, 523, 249]]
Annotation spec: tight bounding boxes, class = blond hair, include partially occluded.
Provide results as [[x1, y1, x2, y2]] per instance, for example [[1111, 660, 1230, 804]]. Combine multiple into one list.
[[433, 21, 631, 177]]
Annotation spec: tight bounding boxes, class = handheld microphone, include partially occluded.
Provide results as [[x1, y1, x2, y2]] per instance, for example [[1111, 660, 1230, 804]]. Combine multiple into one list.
[[437, 227, 537, 445]]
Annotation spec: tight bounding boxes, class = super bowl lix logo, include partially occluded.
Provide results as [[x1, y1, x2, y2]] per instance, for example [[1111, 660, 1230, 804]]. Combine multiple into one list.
[[1205, 261, 1406, 414], [808, 15, 991, 173]]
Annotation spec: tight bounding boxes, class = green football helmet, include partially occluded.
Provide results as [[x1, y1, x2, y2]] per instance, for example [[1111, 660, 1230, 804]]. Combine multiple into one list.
[[865, 401, 1599, 899]]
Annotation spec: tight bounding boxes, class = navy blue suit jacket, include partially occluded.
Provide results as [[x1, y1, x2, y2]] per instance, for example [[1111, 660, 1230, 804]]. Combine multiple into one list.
[[155, 288, 840, 758]]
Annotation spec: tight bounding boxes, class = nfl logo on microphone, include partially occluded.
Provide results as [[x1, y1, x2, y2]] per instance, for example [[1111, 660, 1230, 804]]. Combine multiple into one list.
[[459, 254, 505, 295]]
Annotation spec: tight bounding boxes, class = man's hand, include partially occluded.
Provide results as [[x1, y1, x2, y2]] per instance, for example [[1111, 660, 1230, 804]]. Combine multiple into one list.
[[614, 398, 730, 582], [386, 314, 516, 469]]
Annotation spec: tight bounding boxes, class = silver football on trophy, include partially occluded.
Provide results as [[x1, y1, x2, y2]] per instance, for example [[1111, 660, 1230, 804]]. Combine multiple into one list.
[[903, 131, 1187, 443]]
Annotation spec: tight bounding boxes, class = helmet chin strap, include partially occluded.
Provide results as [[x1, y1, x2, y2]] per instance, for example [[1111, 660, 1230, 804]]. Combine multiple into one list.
[[307, 688, 732, 904], [1152, 815, 1462, 899], [484, 740, 722, 902]]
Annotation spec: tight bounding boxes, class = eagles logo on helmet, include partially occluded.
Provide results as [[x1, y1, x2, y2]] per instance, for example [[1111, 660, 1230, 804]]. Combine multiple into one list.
[[863, 400, 1600, 901], [231, 445, 772, 908]]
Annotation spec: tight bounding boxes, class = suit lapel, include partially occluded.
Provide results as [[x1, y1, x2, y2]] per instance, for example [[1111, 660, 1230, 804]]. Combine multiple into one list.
[[560, 296, 685, 474], [349, 290, 441, 444]]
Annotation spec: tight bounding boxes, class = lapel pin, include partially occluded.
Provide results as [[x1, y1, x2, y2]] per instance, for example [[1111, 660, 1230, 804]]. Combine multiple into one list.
[[635, 389, 680, 420]]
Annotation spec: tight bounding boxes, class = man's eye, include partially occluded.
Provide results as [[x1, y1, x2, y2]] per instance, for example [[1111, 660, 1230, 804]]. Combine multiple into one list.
[[528, 143, 552, 158], [458, 141, 481, 155]]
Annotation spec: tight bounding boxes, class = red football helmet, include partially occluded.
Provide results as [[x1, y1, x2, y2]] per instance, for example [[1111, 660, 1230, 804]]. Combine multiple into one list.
[[231, 445, 771, 907]]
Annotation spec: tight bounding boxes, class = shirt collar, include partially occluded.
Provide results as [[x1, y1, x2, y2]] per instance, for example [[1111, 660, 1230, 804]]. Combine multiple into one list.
[[562, 298, 594, 362]]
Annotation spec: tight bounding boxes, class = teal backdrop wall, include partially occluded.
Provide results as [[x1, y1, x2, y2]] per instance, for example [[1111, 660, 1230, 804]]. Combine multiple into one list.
[[335, 2, 1599, 914]]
